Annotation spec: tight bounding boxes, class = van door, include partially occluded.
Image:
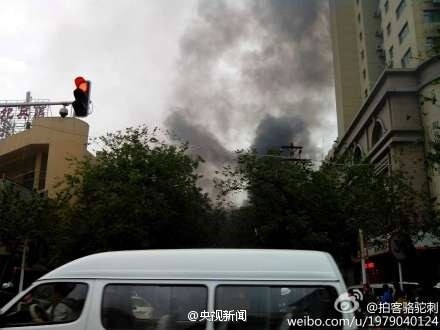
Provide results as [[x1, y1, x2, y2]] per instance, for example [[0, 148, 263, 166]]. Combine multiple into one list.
[[0, 281, 91, 330]]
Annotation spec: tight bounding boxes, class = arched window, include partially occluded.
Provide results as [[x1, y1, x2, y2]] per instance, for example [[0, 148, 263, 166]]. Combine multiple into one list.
[[372, 121, 384, 146], [353, 146, 363, 163]]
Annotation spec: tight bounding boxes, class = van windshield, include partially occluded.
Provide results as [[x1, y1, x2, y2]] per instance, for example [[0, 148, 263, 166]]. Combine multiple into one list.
[[215, 285, 341, 329]]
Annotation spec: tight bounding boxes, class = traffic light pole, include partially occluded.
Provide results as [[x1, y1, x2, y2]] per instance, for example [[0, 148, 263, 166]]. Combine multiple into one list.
[[0, 101, 72, 107], [359, 229, 367, 285], [18, 238, 28, 293]]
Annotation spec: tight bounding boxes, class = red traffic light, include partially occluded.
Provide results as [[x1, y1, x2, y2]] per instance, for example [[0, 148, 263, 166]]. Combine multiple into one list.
[[74, 76, 89, 93], [73, 76, 91, 117], [74, 76, 86, 88]]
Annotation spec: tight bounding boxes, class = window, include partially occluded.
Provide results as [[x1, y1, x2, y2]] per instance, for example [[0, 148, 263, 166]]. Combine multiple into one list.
[[353, 146, 363, 163], [359, 31, 363, 41], [364, 88, 368, 98], [426, 36, 440, 52], [361, 49, 365, 59], [214, 286, 342, 330], [362, 69, 367, 79], [401, 47, 412, 68], [2, 282, 88, 327], [101, 284, 207, 330], [386, 22, 391, 35], [384, 0, 389, 13], [396, 0, 406, 19], [389, 46, 394, 59], [398, 22, 409, 44], [358, 13, 361, 23], [372, 121, 384, 145], [424, 10, 440, 23]]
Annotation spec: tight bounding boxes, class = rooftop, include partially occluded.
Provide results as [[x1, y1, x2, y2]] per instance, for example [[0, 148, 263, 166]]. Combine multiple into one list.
[[40, 249, 341, 282]]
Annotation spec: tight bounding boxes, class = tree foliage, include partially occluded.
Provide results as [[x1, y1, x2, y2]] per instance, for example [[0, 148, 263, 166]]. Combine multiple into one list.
[[52, 126, 213, 264], [215, 150, 438, 264], [1, 126, 438, 271], [0, 181, 55, 269]]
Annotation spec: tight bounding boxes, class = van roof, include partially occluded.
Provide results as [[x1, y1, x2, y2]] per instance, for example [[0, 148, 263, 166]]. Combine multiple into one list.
[[40, 249, 341, 282]]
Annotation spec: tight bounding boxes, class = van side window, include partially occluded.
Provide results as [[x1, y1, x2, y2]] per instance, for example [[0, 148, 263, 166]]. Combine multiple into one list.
[[215, 285, 341, 329], [2, 282, 88, 327], [102, 284, 207, 330]]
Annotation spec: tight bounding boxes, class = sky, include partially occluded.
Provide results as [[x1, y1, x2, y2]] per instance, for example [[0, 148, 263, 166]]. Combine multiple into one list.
[[0, 0, 337, 177]]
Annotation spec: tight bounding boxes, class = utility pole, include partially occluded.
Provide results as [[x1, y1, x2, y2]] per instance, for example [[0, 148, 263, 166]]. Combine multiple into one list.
[[280, 142, 309, 162]]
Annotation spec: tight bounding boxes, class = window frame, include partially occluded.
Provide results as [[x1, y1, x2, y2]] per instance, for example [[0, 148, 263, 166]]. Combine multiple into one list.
[[395, 0, 406, 20], [426, 36, 440, 51], [213, 284, 343, 330], [1, 281, 89, 328], [398, 22, 409, 44], [401, 47, 412, 68], [372, 120, 385, 146], [100, 283, 209, 330], [424, 10, 440, 23]]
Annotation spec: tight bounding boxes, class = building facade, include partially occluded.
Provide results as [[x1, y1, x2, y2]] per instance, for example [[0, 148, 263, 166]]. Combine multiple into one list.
[[0, 117, 90, 198], [331, 0, 440, 137], [329, 0, 440, 285]]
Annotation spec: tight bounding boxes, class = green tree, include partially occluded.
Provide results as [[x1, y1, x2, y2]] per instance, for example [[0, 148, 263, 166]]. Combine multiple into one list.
[[53, 126, 213, 264], [0, 180, 55, 273], [215, 151, 351, 257], [215, 149, 437, 264]]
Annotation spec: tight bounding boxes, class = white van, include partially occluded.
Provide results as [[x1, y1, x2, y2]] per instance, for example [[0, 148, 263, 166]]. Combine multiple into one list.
[[0, 249, 353, 329]]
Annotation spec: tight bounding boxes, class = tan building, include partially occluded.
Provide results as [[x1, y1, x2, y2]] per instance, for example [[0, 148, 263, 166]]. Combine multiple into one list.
[[329, 0, 440, 284], [330, 0, 440, 137], [330, 0, 440, 192], [0, 117, 90, 198], [330, 0, 363, 136], [380, 0, 440, 69]]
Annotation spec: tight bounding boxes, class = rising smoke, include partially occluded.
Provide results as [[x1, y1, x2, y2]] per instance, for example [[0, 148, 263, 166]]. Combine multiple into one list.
[[166, 0, 335, 187]]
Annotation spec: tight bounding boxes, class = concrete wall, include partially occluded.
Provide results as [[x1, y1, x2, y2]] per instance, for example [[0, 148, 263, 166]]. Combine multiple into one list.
[[331, 58, 440, 199], [356, 0, 385, 100], [330, 0, 363, 137], [0, 117, 89, 198]]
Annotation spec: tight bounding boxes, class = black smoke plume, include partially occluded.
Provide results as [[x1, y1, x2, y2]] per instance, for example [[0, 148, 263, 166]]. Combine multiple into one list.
[[166, 0, 334, 188]]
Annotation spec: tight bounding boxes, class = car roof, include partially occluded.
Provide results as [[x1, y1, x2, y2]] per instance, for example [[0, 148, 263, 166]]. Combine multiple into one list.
[[40, 249, 341, 282]]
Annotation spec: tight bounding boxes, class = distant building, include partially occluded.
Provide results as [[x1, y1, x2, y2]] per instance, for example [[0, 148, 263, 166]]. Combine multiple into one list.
[[329, 0, 440, 193], [0, 117, 91, 198], [330, 0, 440, 137], [329, 0, 440, 285]]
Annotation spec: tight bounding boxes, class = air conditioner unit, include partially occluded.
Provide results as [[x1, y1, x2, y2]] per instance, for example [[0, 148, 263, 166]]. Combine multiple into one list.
[[376, 45, 384, 51]]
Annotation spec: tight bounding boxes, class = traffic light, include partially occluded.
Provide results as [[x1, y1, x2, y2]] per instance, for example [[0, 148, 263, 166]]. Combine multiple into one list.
[[365, 261, 375, 270], [72, 76, 91, 117]]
